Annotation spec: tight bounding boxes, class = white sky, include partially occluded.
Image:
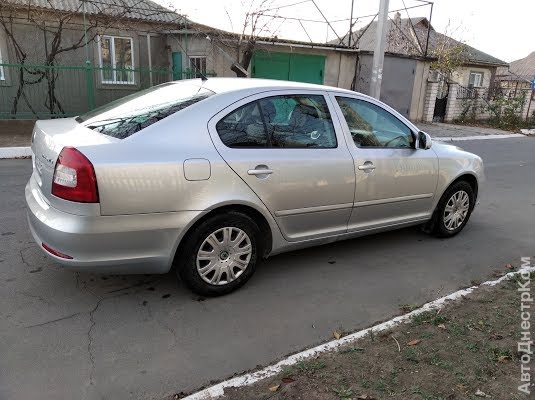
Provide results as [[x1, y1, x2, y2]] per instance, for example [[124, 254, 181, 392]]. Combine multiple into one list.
[[158, 0, 534, 63]]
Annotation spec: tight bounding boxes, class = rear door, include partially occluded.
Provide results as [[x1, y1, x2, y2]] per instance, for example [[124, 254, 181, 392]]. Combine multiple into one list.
[[208, 90, 355, 241]]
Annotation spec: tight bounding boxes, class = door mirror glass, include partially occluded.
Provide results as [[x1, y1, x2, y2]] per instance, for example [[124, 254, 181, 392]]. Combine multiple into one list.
[[417, 131, 433, 150]]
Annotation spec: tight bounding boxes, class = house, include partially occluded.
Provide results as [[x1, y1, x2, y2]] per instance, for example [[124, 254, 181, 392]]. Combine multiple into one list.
[[495, 52, 535, 95], [0, 0, 359, 120], [164, 21, 358, 90], [0, 0, 183, 118], [335, 13, 508, 122]]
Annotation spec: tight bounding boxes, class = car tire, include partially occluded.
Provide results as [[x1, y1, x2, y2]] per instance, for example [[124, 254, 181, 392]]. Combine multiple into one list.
[[176, 211, 261, 296], [431, 181, 475, 238]]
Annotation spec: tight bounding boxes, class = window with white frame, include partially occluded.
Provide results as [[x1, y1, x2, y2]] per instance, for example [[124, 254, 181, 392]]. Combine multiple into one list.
[[99, 35, 134, 84], [189, 56, 206, 78], [0, 46, 5, 81], [468, 71, 483, 88]]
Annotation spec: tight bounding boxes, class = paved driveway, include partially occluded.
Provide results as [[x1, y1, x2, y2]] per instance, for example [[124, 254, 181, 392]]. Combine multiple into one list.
[[1, 138, 534, 400], [417, 122, 519, 138]]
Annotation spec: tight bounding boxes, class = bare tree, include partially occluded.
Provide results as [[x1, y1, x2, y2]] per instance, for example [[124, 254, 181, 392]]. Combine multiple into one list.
[[199, 0, 278, 77], [0, 0, 182, 115], [428, 21, 467, 78]]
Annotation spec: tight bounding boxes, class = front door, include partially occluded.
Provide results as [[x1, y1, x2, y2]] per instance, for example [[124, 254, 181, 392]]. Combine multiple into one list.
[[171, 52, 182, 80], [331, 95, 438, 231], [208, 91, 355, 241]]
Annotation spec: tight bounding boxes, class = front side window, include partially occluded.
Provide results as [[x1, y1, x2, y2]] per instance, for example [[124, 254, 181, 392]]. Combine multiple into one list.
[[99, 36, 134, 84], [468, 72, 483, 88], [216, 94, 337, 149], [336, 97, 414, 148], [76, 82, 214, 139]]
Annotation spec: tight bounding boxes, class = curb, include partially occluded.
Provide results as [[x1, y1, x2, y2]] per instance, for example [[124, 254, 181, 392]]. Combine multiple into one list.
[[434, 133, 526, 141], [0, 146, 31, 159], [182, 266, 534, 400]]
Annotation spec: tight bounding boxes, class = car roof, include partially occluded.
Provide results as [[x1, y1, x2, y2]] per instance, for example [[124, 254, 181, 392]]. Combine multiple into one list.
[[184, 77, 358, 96]]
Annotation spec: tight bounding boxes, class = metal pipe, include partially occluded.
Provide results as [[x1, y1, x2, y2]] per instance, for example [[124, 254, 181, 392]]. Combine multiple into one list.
[[348, 0, 354, 47], [146, 34, 153, 86]]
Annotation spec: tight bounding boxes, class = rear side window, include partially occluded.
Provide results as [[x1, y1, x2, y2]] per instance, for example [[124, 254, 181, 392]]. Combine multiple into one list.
[[216, 94, 337, 149], [76, 82, 214, 139], [216, 102, 269, 148]]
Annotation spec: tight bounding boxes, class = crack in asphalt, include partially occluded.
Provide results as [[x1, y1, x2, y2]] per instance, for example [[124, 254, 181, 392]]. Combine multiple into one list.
[[25, 311, 82, 328], [75, 272, 81, 290], [105, 279, 161, 294], [19, 247, 33, 268], [18, 290, 52, 306], [86, 292, 130, 388], [145, 302, 178, 348], [87, 298, 102, 387]]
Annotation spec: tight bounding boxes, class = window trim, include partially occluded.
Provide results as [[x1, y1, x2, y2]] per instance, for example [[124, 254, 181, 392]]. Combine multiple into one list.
[[468, 71, 483, 88], [215, 93, 339, 150], [98, 35, 135, 85], [334, 96, 416, 150]]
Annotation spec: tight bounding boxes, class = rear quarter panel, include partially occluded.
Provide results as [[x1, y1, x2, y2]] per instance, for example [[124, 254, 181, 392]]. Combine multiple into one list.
[[80, 94, 280, 219]]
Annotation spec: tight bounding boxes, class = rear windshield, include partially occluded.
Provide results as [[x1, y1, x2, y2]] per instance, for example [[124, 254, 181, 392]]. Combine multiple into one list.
[[76, 82, 215, 139]]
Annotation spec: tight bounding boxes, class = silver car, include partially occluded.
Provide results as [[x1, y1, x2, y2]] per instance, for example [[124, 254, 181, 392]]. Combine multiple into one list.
[[26, 78, 484, 296]]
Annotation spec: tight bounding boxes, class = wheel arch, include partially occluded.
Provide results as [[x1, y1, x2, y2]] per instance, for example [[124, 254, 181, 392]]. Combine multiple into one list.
[[424, 172, 479, 234], [434, 171, 479, 208], [170, 202, 275, 271], [447, 172, 479, 201]]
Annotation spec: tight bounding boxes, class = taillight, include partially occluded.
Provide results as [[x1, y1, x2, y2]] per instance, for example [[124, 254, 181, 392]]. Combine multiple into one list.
[[42, 243, 73, 259], [52, 147, 99, 203]]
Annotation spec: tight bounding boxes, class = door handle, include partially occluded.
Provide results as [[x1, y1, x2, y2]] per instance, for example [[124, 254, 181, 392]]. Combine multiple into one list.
[[247, 165, 273, 176], [358, 162, 376, 171]]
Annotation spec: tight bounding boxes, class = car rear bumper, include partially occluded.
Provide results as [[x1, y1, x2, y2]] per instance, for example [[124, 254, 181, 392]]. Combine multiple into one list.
[[25, 179, 202, 274]]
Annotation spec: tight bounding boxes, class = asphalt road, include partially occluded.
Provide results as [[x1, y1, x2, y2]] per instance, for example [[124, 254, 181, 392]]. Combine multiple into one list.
[[1, 138, 534, 400]]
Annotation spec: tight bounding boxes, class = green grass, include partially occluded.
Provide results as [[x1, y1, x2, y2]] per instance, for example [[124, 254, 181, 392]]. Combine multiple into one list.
[[294, 359, 326, 373], [411, 311, 449, 326], [332, 385, 353, 399]]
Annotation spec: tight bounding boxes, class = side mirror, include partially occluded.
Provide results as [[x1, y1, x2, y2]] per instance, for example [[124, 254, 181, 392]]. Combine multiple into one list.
[[417, 131, 433, 150]]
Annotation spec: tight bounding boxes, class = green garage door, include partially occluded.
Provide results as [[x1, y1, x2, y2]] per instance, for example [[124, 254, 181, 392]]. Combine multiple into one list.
[[251, 52, 325, 84]]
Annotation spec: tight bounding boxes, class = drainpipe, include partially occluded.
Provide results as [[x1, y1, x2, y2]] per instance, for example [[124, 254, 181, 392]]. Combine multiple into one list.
[[82, 0, 94, 110], [146, 34, 153, 86]]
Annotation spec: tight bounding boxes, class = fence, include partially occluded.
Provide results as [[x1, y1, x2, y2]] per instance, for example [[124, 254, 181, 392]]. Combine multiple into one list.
[[0, 63, 216, 119], [456, 85, 505, 101]]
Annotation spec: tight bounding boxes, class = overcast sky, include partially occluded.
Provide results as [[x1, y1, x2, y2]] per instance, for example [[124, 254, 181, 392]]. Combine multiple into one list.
[[158, 0, 533, 63]]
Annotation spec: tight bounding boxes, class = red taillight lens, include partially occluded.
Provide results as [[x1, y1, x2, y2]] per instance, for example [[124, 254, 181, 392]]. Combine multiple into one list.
[[52, 147, 99, 203], [42, 243, 73, 259]]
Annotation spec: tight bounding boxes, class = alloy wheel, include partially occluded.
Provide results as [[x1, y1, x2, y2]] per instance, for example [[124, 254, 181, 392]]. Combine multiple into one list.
[[196, 227, 252, 285], [443, 190, 470, 231]]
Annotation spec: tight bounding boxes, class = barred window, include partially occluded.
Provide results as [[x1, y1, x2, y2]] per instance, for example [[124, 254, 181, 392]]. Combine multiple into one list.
[[189, 56, 207, 78]]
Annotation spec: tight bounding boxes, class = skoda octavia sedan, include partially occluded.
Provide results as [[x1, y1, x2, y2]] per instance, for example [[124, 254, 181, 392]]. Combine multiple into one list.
[[26, 78, 484, 296]]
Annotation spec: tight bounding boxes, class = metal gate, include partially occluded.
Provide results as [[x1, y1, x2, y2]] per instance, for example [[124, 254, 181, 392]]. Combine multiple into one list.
[[251, 52, 325, 85], [433, 82, 449, 122]]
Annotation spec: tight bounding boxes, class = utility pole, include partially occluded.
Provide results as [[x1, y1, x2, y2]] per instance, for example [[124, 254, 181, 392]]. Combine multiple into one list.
[[370, 0, 389, 99], [348, 0, 354, 47]]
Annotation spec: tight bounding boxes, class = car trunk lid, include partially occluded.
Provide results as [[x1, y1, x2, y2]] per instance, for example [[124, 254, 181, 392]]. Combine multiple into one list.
[[31, 118, 116, 213]]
